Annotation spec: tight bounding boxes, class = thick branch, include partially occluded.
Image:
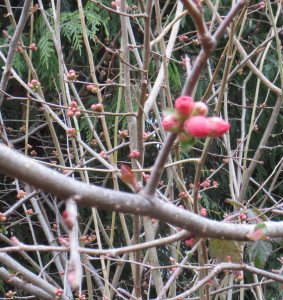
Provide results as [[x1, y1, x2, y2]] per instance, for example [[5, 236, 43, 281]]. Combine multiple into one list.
[[0, 144, 283, 241]]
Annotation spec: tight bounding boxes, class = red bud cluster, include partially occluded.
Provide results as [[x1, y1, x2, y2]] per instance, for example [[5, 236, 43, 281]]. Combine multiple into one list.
[[29, 43, 37, 50], [67, 128, 77, 138], [5, 290, 15, 298], [162, 96, 231, 142], [111, 0, 120, 8], [67, 101, 81, 117], [80, 234, 96, 244], [25, 209, 34, 216], [54, 288, 64, 298], [179, 192, 189, 200], [185, 238, 195, 247], [17, 190, 28, 199], [58, 236, 69, 246], [119, 129, 128, 138], [27, 79, 41, 91], [87, 84, 98, 93], [178, 35, 189, 43], [129, 150, 140, 159], [91, 103, 104, 112], [66, 70, 77, 80], [0, 212, 6, 222], [100, 151, 108, 159], [143, 131, 151, 140]]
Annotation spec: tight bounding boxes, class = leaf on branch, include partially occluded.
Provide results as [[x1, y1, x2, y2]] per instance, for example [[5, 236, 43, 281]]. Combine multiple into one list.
[[225, 198, 244, 208], [120, 165, 136, 187], [179, 139, 196, 151], [247, 240, 272, 269], [251, 208, 268, 221], [247, 223, 269, 241], [209, 239, 242, 263], [1, 225, 8, 235]]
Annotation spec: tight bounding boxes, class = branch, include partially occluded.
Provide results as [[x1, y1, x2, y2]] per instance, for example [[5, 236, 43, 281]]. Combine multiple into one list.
[[0, 267, 56, 300], [0, 253, 69, 300], [238, 95, 282, 203], [0, 0, 32, 107], [169, 262, 283, 299], [0, 144, 283, 241], [0, 230, 190, 256], [64, 197, 82, 290]]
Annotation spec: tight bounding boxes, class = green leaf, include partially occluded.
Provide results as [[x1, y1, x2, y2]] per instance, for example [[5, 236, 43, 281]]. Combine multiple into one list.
[[120, 165, 136, 186], [0, 225, 8, 235], [247, 223, 269, 241], [209, 239, 242, 263], [168, 62, 182, 89], [225, 198, 244, 208], [251, 208, 268, 221], [37, 32, 55, 70], [180, 138, 196, 151], [255, 223, 267, 232], [163, 108, 177, 116], [247, 240, 272, 268]]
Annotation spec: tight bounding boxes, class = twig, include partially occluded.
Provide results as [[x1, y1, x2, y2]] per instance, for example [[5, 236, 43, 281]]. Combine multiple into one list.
[[88, 0, 146, 18], [169, 263, 283, 299], [0, 0, 32, 107], [65, 196, 82, 290]]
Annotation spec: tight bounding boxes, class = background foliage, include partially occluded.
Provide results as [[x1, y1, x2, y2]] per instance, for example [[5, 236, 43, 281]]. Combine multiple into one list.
[[0, 0, 282, 299]]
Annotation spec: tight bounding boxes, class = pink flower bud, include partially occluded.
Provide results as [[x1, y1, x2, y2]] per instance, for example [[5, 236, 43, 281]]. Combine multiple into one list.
[[179, 192, 189, 199], [100, 151, 108, 158], [67, 110, 74, 117], [193, 102, 208, 116], [67, 70, 77, 80], [162, 115, 180, 132], [200, 208, 207, 216], [58, 236, 69, 246], [87, 85, 98, 93], [129, 150, 140, 159], [17, 190, 28, 199], [208, 117, 231, 137], [29, 43, 37, 50], [119, 130, 128, 138], [185, 238, 195, 247], [10, 236, 20, 245], [70, 101, 78, 107], [183, 116, 211, 137], [0, 212, 6, 222], [91, 103, 104, 112], [67, 128, 76, 134], [111, 0, 119, 8], [174, 96, 195, 116], [31, 79, 39, 85]]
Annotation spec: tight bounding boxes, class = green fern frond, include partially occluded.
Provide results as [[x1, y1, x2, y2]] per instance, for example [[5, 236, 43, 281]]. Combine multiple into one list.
[[37, 32, 55, 70], [168, 62, 182, 89], [13, 52, 26, 77]]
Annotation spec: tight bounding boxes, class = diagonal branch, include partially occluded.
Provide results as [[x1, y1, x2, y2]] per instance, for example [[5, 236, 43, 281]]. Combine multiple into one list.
[[0, 0, 32, 107]]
